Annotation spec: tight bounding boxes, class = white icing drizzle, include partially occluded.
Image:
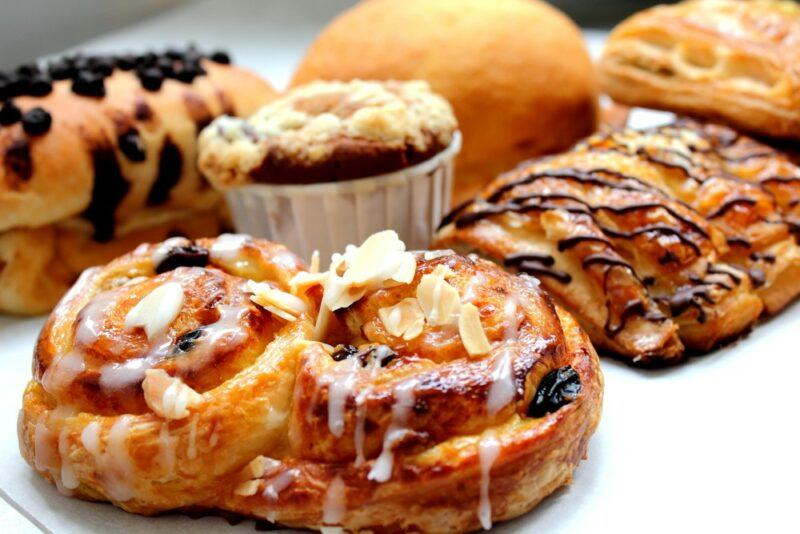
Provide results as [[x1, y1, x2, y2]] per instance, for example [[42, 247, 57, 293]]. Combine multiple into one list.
[[461, 273, 487, 303], [151, 237, 191, 266], [368, 379, 418, 483], [322, 475, 347, 527], [58, 427, 79, 491], [80, 417, 136, 502], [158, 424, 177, 475], [33, 422, 57, 472], [262, 468, 299, 501], [41, 351, 85, 395], [210, 233, 250, 261], [326, 358, 361, 438], [478, 433, 501, 531], [187, 416, 198, 460], [486, 298, 521, 416]]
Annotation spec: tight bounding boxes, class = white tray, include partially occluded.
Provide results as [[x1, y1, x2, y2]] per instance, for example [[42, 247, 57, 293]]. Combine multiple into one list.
[[1, 1, 797, 532]]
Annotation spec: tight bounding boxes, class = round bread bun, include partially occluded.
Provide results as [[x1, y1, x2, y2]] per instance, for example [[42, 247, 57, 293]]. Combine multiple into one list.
[[291, 0, 599, 206]]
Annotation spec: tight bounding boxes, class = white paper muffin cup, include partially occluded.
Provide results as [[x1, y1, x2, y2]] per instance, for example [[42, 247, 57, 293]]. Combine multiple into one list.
[[224, 132, 461, 263]]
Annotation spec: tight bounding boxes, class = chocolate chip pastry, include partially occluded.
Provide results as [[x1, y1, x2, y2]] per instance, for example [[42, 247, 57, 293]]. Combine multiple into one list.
[[434, 118, 800, 365], [20, 231, 602, 532], [0, 48, 276, 314], [599, 0, 800, 141]]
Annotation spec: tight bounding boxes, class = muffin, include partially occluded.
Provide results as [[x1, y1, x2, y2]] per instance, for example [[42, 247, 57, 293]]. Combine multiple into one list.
[[198, 79, 460, 261], [290, 0, 598, 206]]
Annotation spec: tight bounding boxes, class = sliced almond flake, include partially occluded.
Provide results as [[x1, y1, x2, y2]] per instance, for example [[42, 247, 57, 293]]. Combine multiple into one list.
[[125, 282, 184, 340], [424, 250, 454, 260], [289, 271, 327, 294], [459, 303, 492, 357], [142, 369, 203, 419], [378, 298, 426, 341], [234, 480, 261, 497], [416, 271, 461, 326], [247, 280, 308, 321], [431, 264, 455, 279], [244, 455, 282, 479], [309, 250, 320, 274]]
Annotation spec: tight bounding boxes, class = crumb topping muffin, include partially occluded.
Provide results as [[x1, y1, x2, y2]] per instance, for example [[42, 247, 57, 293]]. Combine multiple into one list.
[[198, 79, 458, 186]]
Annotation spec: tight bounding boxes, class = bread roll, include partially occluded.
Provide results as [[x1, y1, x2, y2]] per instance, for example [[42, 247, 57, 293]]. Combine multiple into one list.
[[291, 0, 599, 205]]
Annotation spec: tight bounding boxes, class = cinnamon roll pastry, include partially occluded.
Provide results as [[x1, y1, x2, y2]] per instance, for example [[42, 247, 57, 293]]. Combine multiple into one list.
[[19, 231, 602, 532], [435, 148, 764, 364], [572, 118, 800, 314], [599, 0, 800, 140]]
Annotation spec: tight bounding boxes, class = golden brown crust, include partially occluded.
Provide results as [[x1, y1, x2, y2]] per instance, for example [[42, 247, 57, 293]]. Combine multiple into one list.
[[19, 234, 602, 532], [599, 0, 800, 140], [433, 120, 792, 364], [0, 58, 275, 239], [0, 209, 225, 315], [290, 0, 599, 205]]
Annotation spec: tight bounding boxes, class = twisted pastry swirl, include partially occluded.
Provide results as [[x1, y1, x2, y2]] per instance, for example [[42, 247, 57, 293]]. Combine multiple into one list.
[[19, 232, 601, 532]]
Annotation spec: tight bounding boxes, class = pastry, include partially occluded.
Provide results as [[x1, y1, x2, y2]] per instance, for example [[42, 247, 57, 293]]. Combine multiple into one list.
[[435, 126, 771, 364], [0, 48, 276, 314], [599, 0, 800, 140], [19, 231, 602, 532], [290, 0, 599, 206], [0, 209, 224, 315], [198, 79, 460, 261], [574, 118, 800, 314]]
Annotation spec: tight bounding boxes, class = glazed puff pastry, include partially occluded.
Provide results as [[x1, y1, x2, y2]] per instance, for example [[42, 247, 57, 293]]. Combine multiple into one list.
[[434, 120, 800, 364], [599, 0, 800, 140], [20, 231, 602, 532]]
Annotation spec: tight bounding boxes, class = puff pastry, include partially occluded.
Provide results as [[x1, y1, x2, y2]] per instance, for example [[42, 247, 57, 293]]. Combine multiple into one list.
[[599, 0, 800, 140], [434, 119, 800, 364], [19, 231, 602, 532]]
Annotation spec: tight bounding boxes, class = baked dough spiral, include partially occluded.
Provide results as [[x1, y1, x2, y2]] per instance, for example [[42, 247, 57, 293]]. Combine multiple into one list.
[[19, 231, 602, 532]]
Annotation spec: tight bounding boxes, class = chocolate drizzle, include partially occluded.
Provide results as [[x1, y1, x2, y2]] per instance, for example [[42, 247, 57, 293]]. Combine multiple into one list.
[[705, 196, 758, 219], [147, 137, 182, 205], [82, 148, 129, 242], [503, 254, 571, 284]]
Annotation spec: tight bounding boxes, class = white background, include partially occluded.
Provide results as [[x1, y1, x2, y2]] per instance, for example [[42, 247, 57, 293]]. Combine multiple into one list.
[[1, 1, 798, 532]]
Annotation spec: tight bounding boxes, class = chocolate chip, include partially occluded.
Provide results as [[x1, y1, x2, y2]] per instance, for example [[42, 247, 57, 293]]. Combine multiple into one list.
[[165, 48, 184, 60], [48, 61, 74, 80], [118, 129, 146, 162], [15, 63, 39, 78], [209, 51, 230, 64], [138, 68, 164, 91], [89, 56, 115, 76], [155, 57, 174, 76], [155, 244, 210, 273], [28, 76, 52, 97], [331, 344, 359, 362], [72, 71, 105, 97], [136, 52, 158, 67], [6, 75, 29, 98], [528, 365, 582, 418], [21, 107, 51, 135], [173, 65, 198, 83], [0, 101, 21, 126], [173, 328, 205, 354], [116, 54, 137, 71]]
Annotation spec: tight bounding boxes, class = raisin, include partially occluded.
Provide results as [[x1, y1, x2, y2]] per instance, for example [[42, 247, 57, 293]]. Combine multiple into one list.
[[173, 328, 205, 354], [528, 365, 581, 418], [331, 344, 359, 362], [155, 244, 210, 274]]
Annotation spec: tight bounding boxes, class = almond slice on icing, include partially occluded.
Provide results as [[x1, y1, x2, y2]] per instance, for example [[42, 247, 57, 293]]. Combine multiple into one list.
[[378, 298, 426, 340], [458, 303, 492, 356], [247, 280, 308, 321], [244, 455, 282, 479], [416, 269, 460, 326], [345, 230, 416, 287], [234, 480, 261, 496], [142, 369, 203, 419], [125, 282, 184, 340]]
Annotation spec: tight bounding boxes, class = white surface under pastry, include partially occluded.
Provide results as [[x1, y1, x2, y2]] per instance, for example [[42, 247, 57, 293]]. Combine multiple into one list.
[[1, 1, 798, 533]]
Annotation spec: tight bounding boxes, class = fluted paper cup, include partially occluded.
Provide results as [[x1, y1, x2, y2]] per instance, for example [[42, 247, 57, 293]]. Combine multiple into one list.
[[224, 132, 461, 263]]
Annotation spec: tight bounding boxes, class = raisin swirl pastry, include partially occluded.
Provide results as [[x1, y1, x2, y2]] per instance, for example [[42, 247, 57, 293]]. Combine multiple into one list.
[[599, 0, 800, 140], [435, 148, 764, 364], [19, 231, 602, 532]]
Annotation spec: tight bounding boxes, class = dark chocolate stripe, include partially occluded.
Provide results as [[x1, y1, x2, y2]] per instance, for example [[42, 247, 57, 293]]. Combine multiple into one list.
[[504, 252, 554, 267], [82, 148, 129, 242], [705, 196, 758, 219], [147, 137, 182, 205], [515, 260, 572, 284], [438, 198, 475, 229], [599, 225, 702, 256], [558, 235, 613, 251], [726, 236, 752, 249]]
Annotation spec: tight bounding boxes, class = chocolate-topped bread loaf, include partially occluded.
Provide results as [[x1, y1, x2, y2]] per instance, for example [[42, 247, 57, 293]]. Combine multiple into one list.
[[0, 48, 276, 314]]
